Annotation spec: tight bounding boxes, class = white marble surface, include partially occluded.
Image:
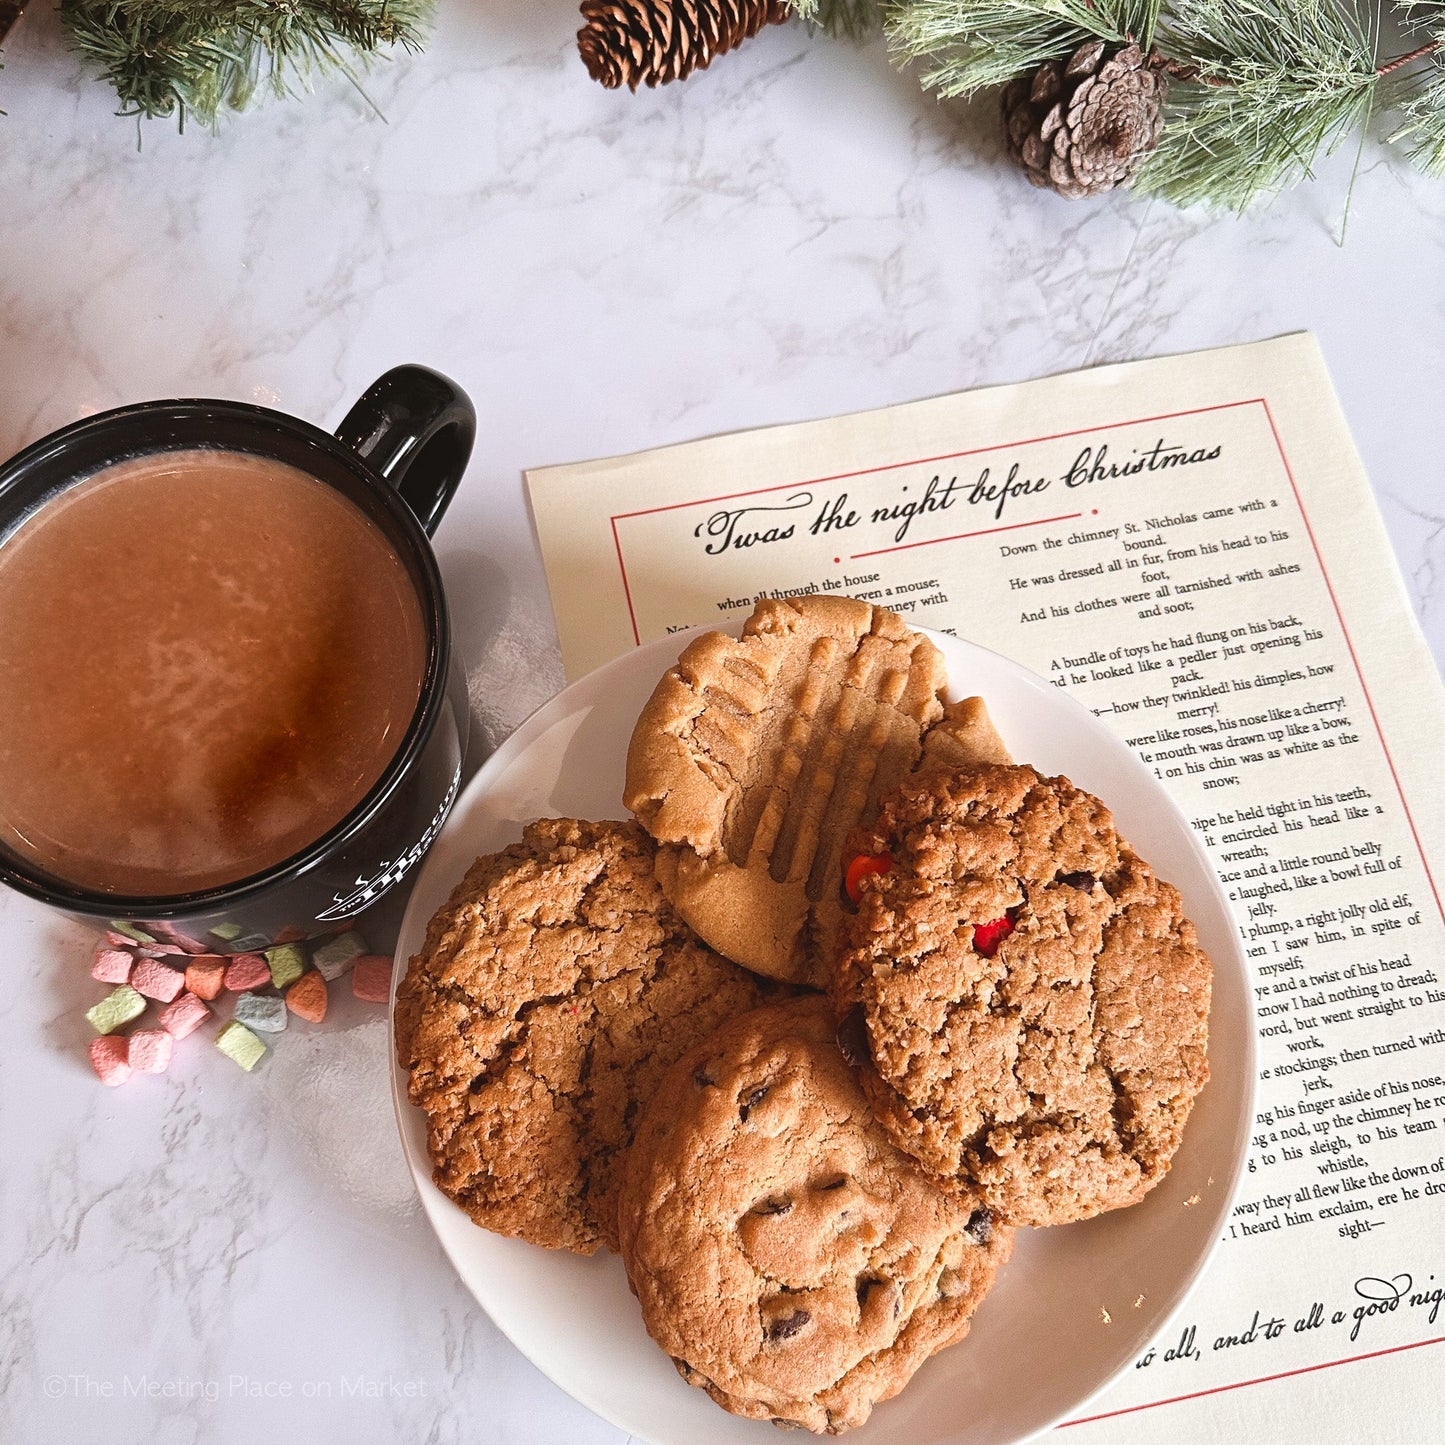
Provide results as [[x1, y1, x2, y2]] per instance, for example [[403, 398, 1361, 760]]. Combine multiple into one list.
[[0, 4, 1441, 1443]]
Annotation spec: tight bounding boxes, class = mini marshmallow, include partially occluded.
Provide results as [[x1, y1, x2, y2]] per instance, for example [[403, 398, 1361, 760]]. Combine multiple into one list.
[[350, 956, 393, 1003], [89, 1035, 132, 1087], [92, 948, 135, 985], [312, 931, 367, 981], [106, 920, 156, 944], [105, 929, 143, 949], [207, 921, 244, 943], [127, 1028, 173, 1074], [234, 991, 287, 1033], [215, 1020, 266, 1071], [264, 943, 307, 991], [131, 957, 186, 1003], [86, 984, 146, 1035], [159, 991, 210, 1039], [144, 921, 210, 954], [285, 971, 327, 1024], [223, 954, 271, 992], [185, 958, 226, 1001], [273, 925, 308, 944], [227, 932, 272, 954]]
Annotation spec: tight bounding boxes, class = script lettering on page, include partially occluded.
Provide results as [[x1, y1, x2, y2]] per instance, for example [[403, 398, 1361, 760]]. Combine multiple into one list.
[[525, 334, 1445, 1436]]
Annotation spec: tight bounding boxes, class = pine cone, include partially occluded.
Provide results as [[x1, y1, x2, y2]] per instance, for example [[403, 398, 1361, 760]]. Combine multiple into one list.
[[1001, 41, 1164, 199], [578, 0, 789, 91]]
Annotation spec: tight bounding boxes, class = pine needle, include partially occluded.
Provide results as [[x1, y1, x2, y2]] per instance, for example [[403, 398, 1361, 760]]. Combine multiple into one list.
[[888, 0, 1161, 98], [788, 0, 891, 37], [59, 0, 434, 127], [1137, 0, 1380, 209], [1383, 3, 1445, 171]]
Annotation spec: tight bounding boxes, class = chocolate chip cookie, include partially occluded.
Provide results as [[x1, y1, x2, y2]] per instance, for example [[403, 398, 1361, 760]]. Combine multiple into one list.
[[834, 764, 1211, 1228], [395, 817, 770, 1254], [617, 995, 1012, 1434], [624, 596, 1007, 988]]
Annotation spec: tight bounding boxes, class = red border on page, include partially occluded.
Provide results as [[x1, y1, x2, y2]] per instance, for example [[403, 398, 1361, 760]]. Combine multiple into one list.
[[608, 395, 1445, 1417], [1062, 1333, 1445, 1428], [608, 396, 1442, 927]]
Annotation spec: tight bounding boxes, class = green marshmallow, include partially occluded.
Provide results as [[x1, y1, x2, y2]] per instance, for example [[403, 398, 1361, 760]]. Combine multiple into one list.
[[311, 931, 367, 981], [107, 920, 156, 944], [207, 922, 244, 942], [86, 984, 147, 1035], [264, 943, 307, 990], [215, 1021, 266, 1072]]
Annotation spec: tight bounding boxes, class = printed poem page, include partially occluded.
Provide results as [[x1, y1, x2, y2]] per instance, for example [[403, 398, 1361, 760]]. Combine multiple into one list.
[[526, 335, 1445, 1437]]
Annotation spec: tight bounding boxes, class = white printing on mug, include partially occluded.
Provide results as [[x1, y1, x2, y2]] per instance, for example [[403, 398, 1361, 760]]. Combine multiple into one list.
[[315, 764, 461, 922]]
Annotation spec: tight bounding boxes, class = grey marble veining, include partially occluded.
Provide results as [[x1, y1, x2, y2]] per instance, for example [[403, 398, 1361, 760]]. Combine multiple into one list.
[[0, 3, 1441, 1442]]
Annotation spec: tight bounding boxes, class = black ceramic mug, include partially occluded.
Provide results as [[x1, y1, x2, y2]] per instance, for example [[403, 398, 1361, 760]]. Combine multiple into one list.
[[0, 365, 474, 946]]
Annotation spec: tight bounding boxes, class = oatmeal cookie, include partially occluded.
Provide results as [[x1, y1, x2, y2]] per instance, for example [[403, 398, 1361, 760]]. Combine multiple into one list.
[[617, 995, 1012, 1434], [395, 817, 769, 1253], [624, 596, 1007, 988], [833, 764, 1211, 1227]]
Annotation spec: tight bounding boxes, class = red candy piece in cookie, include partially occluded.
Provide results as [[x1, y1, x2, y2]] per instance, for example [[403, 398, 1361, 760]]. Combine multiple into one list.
[[843, 852, 892, 904], [971, 914, 1015, 959]]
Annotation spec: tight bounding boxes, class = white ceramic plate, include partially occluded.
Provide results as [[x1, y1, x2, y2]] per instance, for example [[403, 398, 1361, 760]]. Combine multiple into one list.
[[391, 629, 1255, 1445]]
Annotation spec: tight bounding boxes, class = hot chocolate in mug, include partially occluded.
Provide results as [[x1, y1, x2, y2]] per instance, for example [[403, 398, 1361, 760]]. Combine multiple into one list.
[[0, 365, 475, 946]]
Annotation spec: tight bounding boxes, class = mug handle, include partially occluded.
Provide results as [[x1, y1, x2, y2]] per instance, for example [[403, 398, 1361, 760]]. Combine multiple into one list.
[[334, 365, 476, 538]]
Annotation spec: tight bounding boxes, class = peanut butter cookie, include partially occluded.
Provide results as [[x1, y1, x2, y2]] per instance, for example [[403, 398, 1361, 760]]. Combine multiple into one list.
[[624, 596, 1008, 988]]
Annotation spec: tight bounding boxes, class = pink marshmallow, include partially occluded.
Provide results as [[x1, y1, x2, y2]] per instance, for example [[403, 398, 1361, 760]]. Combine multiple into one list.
[[223, 954, 271, 992], [92, 948, 135, 985], [131, 957, 186, 1003], [350, 955, 394, 1003], [105, 929, 143, 949], [144, 921, 211, 954], [89, 1035, 132, 1087], [159, 991, 210, 1040], [127, 1028, 173, 1074]]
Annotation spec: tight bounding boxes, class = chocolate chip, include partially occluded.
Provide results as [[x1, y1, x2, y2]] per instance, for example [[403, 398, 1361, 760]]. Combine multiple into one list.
[[857, 1275, 901, 1315], [1058, 870, 1096, 891], [693, 1067, 717, 1090], [751, 1196, 793, 1217], [817, 1175, 848, 1192], [467, 1074, 485, 1095], [765, 1309, 811, 1342], [964, 1208, 994, 1245], [837, 1006, 870, 1068], [739, 1084, 770, 1122]]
